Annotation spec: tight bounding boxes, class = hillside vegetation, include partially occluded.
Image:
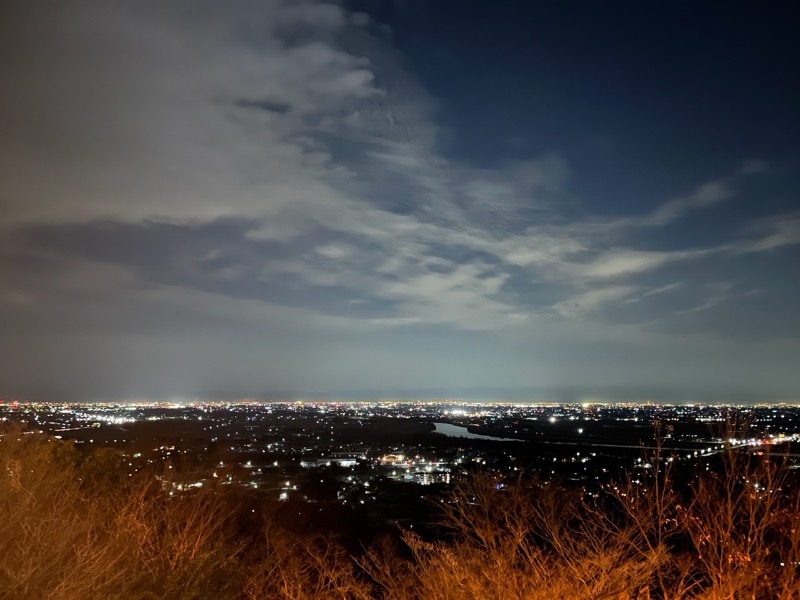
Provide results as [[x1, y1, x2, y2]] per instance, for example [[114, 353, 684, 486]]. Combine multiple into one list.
[[2, 425, 800, 599]]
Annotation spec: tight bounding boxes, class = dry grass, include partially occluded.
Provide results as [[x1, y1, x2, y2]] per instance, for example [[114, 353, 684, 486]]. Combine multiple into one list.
[[0, 425, 364, 600], [3, 423, 800, 599]]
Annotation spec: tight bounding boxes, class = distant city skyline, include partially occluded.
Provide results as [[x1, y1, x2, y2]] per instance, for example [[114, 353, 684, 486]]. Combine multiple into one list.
[[1, 1, 799, 402]]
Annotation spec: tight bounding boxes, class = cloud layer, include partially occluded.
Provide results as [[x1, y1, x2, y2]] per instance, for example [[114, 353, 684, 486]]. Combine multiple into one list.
[[1, 1, 798, 401]]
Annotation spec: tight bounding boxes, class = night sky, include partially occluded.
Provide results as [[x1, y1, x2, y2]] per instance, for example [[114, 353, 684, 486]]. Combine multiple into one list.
[[1, 1, 799, 402]]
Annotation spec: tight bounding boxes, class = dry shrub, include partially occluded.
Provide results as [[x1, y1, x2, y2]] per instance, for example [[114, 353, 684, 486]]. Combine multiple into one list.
[[244, 527, 372, 600], [0, 425, 126, 599], [677, 447, 800, 599], [4, 422, 800, 599], [0, 425, 365, 600], [363, 444, 800, 600], [610, 424, 800, 599], [361, 473, 660, 599]]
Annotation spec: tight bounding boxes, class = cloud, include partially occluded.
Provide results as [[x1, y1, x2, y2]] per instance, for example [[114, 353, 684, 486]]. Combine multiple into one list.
[[0, 1, 798, 400], [577, 248, 712, 279], [640, 282, 683, 299], [674, 282, 733, 315], [730, 212, 800, 253], [646, 181, 733, 226], [373, 263, 520, 330], [740, 159, 770, 175], [315, 244, 351, 260], [553, 286, 638, 318], [1, 1, 779, 330], [0, 1, 377, 226]]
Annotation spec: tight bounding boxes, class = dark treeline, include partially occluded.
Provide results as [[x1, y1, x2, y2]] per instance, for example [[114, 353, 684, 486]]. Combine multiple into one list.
[[2, 424, 800, 599]]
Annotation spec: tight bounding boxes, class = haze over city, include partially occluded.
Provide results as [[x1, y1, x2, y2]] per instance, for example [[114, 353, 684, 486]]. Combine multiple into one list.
[[1, 1, 799, 403]]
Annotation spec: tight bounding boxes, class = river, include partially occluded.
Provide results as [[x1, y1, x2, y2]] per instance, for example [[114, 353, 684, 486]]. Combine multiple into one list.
[[432, 422, 521, 442]]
